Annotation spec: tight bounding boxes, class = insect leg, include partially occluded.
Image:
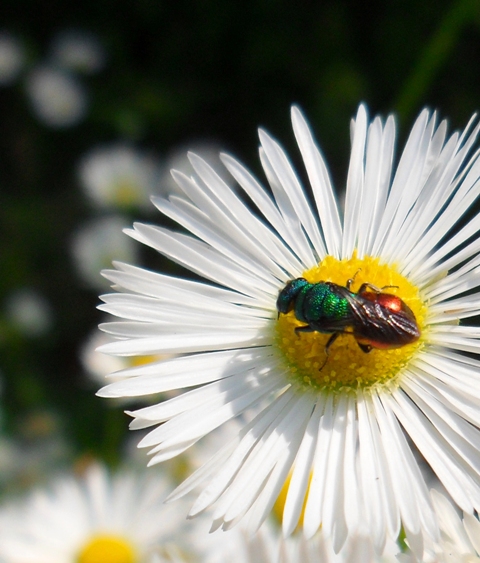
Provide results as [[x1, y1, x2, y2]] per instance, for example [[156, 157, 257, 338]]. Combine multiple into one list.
[[346, 269, 361, 290], [356, 341, 372, 353], [318, 332, 341, 371], [357, 282, 398, 294], [294, 325, 315, 336]]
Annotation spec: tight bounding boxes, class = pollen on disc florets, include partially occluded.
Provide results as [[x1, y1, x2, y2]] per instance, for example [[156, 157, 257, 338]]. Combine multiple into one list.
[[274, 253, 427, 394]]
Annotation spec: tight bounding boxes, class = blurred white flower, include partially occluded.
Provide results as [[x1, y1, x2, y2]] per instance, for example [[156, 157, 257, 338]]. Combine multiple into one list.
[[81, 329, 173, 389], [50, 29, 106, 74], [71, 215, 138, 289], [0, 437, 22, 482], [148, 548, 189, 563], [0, 463, 189, 563], [78, 145, 162, 211], [25, 65, 88, 128], [0, 411, 71, 492], [400, 489, 480, 563], [194, 518, 403, 563], [4, 288, 53, 337], [0, 31, 25, 85], [80, 330, 127, 385]]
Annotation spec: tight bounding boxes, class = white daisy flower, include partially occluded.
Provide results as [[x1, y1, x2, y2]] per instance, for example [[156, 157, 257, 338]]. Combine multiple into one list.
[[80, 330, 128, 384], [399, 489, 480, 563], [50, 30, 106, 75], [71, 215, 139, 289], [80, 329, 173, 388], [97, 105, 480, 555], [25, 65, 88, 128], [78, 145, 162, 211], [148, 552, 187, 563], [4, 287, 53, 337], [197, 519, 403, 563], [0, 31, 25, 86], [0, 463, 188, 563]]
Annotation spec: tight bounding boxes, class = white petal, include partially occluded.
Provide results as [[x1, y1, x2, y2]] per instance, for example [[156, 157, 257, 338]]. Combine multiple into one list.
[[259, 128, 326, 260], [342, 104, 367, 257], [166, 435, 240, 503], [372, 108, 431, 258], [128, 223, 274, 303], [291, 105, 342, 257], [357, 392, 387, 550], [234, 393, 315, 533], [211, 390, 303, 525], [386, 389, 480, 513], [303, 394, 334, 538], [220, 153, 305, 276], [136, 377, 285, 450], [356, 115, 395, 257], [104, 260, 259, 306], [189, 390, 294, 516], [153, 195, 287, 285], [282, 398, 324, 536], [320, 394, 350, 552], [98, 328, 270, 356], [259, 146, 316, 267], [97, 348, 273, 397], [374, 393, 437, 543]]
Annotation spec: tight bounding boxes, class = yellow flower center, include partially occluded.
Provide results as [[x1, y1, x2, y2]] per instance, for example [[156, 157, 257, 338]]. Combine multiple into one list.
[[274, 253, 426, 393], [77, 535, 137, 563], [128, 354, 160, 367], [113, 180, 141, 208]]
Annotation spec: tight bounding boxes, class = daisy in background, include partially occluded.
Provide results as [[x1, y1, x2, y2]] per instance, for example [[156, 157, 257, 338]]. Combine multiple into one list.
[[97, 104, 480, 557], [50, 29, 106, 75], [78, 145, 162, 212], [0, 410, 71, 493], [0, 31, 25, 86], [25, 65, 88, 128], [71, 215, 139, 289], [4, 287, 53, 338], [195, 518, 404, 563], [81, 329, 129, 385], [397, 489, 480, 563], [80, 328, 170, 387], [0, 463, 190, 563]]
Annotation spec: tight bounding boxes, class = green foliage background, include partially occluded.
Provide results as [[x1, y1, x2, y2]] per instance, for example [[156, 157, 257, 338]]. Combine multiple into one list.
[[1, 0, 480, 487]]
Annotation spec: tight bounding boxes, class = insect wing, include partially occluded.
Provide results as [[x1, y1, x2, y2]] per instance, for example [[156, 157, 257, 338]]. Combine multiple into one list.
[[346, 292, 420, 348]]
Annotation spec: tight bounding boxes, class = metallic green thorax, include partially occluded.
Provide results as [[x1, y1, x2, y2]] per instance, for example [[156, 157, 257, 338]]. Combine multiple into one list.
[[295, 284, 349, 326], [277, 279, 351, 332]]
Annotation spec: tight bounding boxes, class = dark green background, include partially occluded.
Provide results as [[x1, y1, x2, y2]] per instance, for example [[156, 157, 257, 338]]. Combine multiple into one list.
[[1, 0, 479, 481]]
